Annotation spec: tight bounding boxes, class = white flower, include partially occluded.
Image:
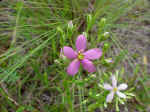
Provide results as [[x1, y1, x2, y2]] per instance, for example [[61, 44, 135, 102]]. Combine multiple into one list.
[[103, 75, 128, 103]]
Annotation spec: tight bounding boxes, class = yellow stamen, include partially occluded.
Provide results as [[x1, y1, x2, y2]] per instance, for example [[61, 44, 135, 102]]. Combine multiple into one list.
[[78, 51, 84, 60], [113, 87, 118, 92]]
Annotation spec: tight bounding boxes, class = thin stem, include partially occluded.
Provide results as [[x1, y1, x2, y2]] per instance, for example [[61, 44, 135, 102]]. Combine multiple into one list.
[[11, 1, 24, 47], [77, 69, 85, 112]]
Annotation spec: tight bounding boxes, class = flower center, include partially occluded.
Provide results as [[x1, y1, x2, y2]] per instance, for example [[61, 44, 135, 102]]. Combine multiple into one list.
[[78, 51, 84, 60], [113, 87, 118, 92]]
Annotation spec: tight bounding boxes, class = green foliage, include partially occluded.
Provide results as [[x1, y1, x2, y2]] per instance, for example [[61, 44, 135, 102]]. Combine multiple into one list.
[[0, 0, 149, 112]]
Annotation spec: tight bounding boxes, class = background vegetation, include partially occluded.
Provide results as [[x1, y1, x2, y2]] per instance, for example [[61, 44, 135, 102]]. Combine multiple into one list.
[[0, 0, 150, 112]]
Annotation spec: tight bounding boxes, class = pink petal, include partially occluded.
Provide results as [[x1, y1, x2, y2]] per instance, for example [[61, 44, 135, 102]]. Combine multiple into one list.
[[103, 83, 113, 90], [84, 48, 102, 60], [81, 59, 96, 72], [76, 34, 86, 52], [112, 75, 117, 87], [106, 91, 114, 102], [116, 91, 126, 98], [67, 59, 80, 75], [63, 46, 77, 59], [118, 83, 128, 90]]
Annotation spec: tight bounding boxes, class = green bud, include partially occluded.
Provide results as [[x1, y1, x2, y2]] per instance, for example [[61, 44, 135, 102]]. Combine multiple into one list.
[[86, 14, 93, 32], [87, 14, 92, 24], [104, 43, 109, 49], [57, 26, 63, 34], [96, 94, 100, 97], [105, 58, 113, 63], [100, 18, 106, 26]]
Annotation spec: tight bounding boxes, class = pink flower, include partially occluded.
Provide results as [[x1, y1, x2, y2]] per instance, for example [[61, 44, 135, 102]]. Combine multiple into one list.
[[63, 34, 102, 75], [103, 75, 128, 103]]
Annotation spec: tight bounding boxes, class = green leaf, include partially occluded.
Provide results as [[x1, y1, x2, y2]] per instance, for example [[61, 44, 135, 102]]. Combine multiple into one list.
[[0, 105, 8, 112], [16, 106, 25, 112]]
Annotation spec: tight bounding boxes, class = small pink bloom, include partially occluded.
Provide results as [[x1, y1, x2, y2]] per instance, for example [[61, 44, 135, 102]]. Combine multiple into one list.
[[62, 34, 102, 75]]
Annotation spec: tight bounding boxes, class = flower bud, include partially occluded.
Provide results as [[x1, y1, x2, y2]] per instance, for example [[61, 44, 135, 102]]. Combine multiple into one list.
[[68, 21, 73, 29], [104, 32, 109, 37], [90, 74, 96, 78], [100, 18, 106, 26], [105, 58, 113, 63], [82, 32, 87, 38], [103, 43, 109, 50], [60, 48, 67, 60], [87, 14, 92, 24], [54, 59, 61, 64], [96, 94, 100, 97], [57, 26, 63, 34]]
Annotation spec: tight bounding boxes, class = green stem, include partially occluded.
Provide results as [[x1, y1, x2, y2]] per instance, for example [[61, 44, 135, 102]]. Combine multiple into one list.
[[77, 69, 84, 112]]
